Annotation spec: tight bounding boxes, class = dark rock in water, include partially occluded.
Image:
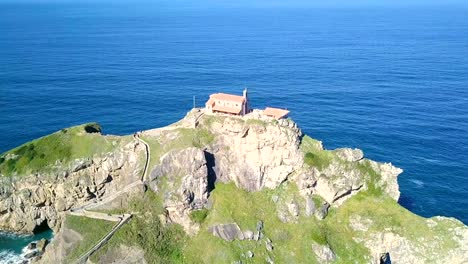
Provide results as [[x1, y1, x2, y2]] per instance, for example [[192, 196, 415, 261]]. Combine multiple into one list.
[[209, 223, 244, 241], [27, 242, 37, 250], [37, 238, 49, 252], [24, 251, 39, 259]]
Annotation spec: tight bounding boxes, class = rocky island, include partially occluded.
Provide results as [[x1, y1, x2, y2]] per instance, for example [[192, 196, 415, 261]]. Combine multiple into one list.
[[0, 108, 467, 264]]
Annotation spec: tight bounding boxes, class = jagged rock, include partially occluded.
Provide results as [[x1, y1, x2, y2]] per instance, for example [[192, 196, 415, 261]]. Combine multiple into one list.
[[24, 251, 39, 259], [256, 220, 264, 231], [209, 223, 244, 241], [0, 140, 145, 234], [315, 202, 330, 220], [243, 230, 254, 240], [288, 200, 299, 217], [266, 240, 274, 251], [335, 148, 364, 162], [266, 256, 274, 264], [368, 161, 403, 201], [27, 242, 37, 250], [150, 147, 209, 234], [206, 116, 304, 191], [304, 196, 316, 217], [36, 238, 48, 252], [311, 242, 336, 263], [361, 218, 468, 264], [253, 231, 261, 241]]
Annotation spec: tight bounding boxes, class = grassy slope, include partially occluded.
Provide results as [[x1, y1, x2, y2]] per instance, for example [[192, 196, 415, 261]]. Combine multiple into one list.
[[183, 182, 324, 264], [0, 123, 130, 176], [65, 214, 116, 262], [89, 191, 186, 263]]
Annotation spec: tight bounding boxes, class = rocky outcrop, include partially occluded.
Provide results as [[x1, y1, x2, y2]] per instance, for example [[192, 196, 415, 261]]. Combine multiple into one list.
[[350, 216, 468, 264], [149, 147, 209, 234], [311, 242, 336, 264], [205, 116, 304, 191], [0, 140, 145, 233]]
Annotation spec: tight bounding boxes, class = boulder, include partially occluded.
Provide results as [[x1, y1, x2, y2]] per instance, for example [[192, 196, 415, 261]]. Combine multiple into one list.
[[311, 242, 336, 264], [36, 238, 48, 252], [209, 223, 244, 241]]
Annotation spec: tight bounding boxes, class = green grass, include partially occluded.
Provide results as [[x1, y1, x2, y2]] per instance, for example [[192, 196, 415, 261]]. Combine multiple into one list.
[[183, 183, 323, 263], [304, 152, 334, 170], [322, 191, 463, 263], [0, 123, 129, 176], [90, 191, 187, 263], [190, 209, 209, 224], [300, 136, 335, 171], [141, 127, 214, 170], [356, 160, 384, 197], [65, 214, 116, 262]]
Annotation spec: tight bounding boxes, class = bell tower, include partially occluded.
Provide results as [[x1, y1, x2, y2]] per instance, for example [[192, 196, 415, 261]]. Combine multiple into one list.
[[243, 88, 249, 115]]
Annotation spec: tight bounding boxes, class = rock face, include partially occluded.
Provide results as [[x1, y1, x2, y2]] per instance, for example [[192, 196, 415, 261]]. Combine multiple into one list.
[[349, 215, 468, 264], [0, 140, 145, 233], [150, 147, 209, 234], [205, 117, 304, 191]]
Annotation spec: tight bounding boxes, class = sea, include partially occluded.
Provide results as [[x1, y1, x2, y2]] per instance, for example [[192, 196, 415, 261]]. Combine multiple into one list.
[[0, 2, 467, 262]]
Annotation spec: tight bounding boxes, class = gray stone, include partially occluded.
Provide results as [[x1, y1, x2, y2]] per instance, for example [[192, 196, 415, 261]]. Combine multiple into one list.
[[304, 196, 316, 217], [287, 200, 299, 217], [266, 241, 274, 251], [311, 242, 335, 264], [315, 202, 330, 220], [246, 251, 254, 258], [256, 220, 264, 231], [209, 223, 244, 241], [335, 148, 364, 162], [266, 256, 274, 264], [243, 230, 254, 240]]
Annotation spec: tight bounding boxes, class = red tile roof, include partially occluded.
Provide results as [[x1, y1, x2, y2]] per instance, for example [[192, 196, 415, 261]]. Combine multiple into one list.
[[263, 107, 290, 119]]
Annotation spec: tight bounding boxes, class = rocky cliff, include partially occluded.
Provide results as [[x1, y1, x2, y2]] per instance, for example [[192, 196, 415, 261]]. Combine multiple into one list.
[[0, 110, 466, 264], [0, 129, 145, 234]]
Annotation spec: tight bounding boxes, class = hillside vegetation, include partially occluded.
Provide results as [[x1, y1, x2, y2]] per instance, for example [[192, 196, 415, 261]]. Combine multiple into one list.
[[0, 123, 129, 176]]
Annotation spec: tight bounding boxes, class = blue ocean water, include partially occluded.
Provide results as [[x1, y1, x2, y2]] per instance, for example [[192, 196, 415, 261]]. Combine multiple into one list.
[[0, 2, 467, 260]]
